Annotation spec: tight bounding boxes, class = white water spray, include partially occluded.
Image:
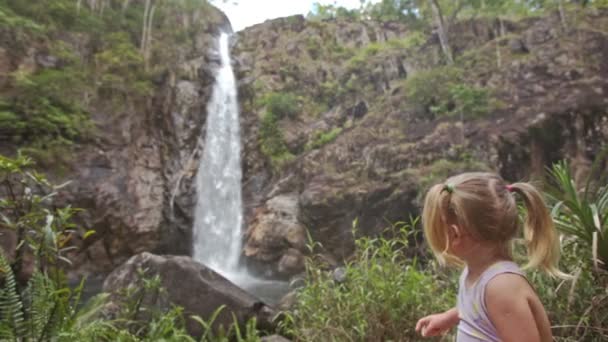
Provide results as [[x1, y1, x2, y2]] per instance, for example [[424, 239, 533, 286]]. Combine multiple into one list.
[[192, 32, 243, 277], [192, 32, 289, 304]]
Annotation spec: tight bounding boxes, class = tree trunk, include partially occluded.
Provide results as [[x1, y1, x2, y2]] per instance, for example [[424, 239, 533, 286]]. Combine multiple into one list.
[[429, 0, 453, 64], [122, 0, 132, 13], [144, 3, 157, 71], [558, 0, 568, 30], [76, 0, 82, 14], [141, 0, 151, 54], [495, 27, 502, 68]]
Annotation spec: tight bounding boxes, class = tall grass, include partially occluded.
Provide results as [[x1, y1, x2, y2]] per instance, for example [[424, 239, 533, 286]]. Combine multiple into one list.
[[280, 220, 457, 341]]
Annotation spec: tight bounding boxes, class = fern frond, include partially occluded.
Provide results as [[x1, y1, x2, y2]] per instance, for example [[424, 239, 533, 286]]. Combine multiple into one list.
[[26, 271, 56, 340], [0, 252, 26, 339]]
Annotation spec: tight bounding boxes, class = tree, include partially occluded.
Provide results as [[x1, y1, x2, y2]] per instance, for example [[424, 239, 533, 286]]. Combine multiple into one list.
[[428, 0, 453, 64]]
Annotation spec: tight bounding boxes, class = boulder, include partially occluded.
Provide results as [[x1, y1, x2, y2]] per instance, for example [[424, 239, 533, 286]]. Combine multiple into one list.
[[103, 252, 276, 337], [244, 194, 307, 278]]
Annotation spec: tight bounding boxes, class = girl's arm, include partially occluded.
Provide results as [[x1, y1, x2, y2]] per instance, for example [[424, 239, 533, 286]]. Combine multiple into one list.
[[486, 274, 553, 342], [416, 307, 459, 337]]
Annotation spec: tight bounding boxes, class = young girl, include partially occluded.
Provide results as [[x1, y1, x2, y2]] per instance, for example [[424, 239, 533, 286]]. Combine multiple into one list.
[[415, 172, 568, 342]]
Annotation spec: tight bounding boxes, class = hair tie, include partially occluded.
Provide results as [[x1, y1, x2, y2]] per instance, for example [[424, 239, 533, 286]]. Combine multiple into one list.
[[506, 184, 514, 192], [442, 184, 454, 194]]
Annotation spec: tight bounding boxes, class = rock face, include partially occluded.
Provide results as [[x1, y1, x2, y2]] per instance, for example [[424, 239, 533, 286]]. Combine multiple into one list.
[[0, 3, 229, 274], [103, 252, 276, 337], [233, 11, 608, 277], [2, 4, 608, 281], [244, 194, 307, 277], [70, 13, 228, 273]]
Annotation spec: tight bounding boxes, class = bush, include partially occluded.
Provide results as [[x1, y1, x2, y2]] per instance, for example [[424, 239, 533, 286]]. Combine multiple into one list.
[[305, 127, 342, 150], [547, 159, 608, 270], [404, 66, 496, 119], [280, 220, 458, 341], [4, 67, 92, 144], [527, 239, 608, 341], [260, 92, 300, 119], [259, 111, 295, 169]]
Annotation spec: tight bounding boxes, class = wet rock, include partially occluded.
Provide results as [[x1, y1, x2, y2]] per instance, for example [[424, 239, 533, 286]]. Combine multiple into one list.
[[332, 267, 347, 284], [277, 290, 298, 311], [244, 194, 307, 278], [103, 252, 277, 337], [277, 249, 305, 276], [509, 38, 529, 54]]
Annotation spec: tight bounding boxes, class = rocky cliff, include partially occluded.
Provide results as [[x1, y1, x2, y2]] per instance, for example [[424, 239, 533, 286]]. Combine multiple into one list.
[[0, 0, 229, 275], [1, 3, 607, 281], [234, 10, 608, 278]]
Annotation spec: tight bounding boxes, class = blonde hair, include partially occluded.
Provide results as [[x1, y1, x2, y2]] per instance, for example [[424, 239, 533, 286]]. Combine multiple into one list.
[[422, 172, 566, 278]]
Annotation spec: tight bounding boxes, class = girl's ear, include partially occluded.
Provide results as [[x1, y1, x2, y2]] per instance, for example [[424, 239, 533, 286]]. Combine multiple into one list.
[[449, 224, 463, 244]]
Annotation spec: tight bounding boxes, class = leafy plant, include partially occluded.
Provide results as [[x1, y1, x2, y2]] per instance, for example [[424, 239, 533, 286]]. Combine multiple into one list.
[[404, 66, 497, 120], [259, 111, 295, 170], [281, 219, 457, 341], [547, 159, 608, 270], [259, 92, 300, 120], [305, 127, 342, 150], [0, 154, 82, 275]]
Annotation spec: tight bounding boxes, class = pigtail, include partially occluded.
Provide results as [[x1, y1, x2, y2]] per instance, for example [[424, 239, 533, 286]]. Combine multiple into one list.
[[510, 182, 569, 278], [422, 184, 462, 266]]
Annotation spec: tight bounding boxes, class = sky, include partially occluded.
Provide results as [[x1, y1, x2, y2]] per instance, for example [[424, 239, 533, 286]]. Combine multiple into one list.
[[211, 0, 374, 32]]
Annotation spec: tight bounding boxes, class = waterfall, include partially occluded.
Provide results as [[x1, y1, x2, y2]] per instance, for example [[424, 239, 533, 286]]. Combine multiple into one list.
[[192, 32, 243, 278], [192, 32, 289, 304]]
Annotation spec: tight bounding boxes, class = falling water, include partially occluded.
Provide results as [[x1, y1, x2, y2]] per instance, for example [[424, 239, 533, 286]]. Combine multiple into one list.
[[192, 32, 289, 304], [192, 32, 243, 277]]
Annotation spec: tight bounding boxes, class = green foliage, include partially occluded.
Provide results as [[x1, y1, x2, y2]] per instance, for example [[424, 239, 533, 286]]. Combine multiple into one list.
[[405, 66, 497, 119], [528, 239, 608, 341], [0, 154, 112, 340], [259, 92, 300, 119], [0, 154, 81, 271], [257, 92, 299, 169], [0, 154, 212, 341], [0, 5, 42, 32], [388, 31, 427, 49], [362, 0, 426, 28], [4, 66, 92, 144], [281, 220, 458, 340], [418, 155, 491, 196], [0, 252, 26, 339], [547, 159, 608, 270], [346, 42, 385, 70], [305, 127, 342, 150], [95, 32, 152, 97], [259, 111, 295, 170], [307, 3, 361, 21], [192, 306, 264, 342]]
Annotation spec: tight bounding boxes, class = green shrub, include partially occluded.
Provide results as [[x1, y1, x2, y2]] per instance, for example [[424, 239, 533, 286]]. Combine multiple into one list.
[[281, 220, 458, 341], [260, 92, 300, 119], [387, 31, 427, 50], [305, 127, 342, 150], [259, 111, 295, 169], [404, 66, 496, 119], [95, 32, 152, 97], [547, 158, 608, 270], [4, 67, 92, 144], [449, 84, 493, 119], [527, 239, 607, 341]]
